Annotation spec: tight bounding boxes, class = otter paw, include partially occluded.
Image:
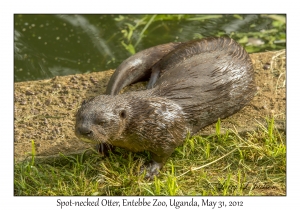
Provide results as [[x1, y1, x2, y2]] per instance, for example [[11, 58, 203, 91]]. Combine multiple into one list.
[[142, 161, 163, 180]]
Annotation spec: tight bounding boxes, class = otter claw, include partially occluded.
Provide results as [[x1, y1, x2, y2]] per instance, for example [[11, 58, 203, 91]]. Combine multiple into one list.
[[142, 160, 163, 180]]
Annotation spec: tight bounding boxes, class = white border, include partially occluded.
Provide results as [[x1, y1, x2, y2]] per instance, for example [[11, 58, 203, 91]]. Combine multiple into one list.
[[3, 1, 297, 209]]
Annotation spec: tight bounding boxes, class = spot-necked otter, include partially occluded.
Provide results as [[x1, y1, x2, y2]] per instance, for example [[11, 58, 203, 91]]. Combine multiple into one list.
[[75, 37, 256, 179]]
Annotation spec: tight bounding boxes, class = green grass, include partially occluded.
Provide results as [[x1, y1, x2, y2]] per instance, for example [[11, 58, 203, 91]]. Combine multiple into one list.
[[14, 118, 286, 196]]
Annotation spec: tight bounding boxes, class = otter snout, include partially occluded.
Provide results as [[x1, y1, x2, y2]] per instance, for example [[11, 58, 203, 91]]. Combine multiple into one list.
[[75, 110, 109, 144], [75, 124, 93, 138]]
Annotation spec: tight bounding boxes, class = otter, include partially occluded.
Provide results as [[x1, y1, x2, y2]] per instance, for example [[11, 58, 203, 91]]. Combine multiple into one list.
[[75, 37, 256, 179]]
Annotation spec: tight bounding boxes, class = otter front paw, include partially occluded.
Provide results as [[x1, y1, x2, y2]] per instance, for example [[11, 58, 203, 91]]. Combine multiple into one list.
[[142, 160, 164, 180]]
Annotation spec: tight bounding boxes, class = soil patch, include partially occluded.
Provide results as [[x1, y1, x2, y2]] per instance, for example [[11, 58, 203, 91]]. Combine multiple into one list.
[[14, 50, 286, 162]]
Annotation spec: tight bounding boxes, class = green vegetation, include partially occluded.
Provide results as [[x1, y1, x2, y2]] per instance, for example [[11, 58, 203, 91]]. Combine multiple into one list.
[[14, 118, 286, 196], [116, 14, 286, 54]]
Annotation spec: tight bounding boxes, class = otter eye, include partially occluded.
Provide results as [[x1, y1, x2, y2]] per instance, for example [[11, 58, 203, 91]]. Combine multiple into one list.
[[97, 119, 107, 126], [119, 110, 126, 119]]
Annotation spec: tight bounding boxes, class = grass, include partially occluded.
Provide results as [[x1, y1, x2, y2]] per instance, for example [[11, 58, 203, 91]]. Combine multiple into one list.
[[14, 118, 286, 196]]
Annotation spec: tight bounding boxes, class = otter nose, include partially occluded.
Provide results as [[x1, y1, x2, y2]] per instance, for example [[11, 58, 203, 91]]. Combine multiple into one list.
[[77, 125, 93, 137]]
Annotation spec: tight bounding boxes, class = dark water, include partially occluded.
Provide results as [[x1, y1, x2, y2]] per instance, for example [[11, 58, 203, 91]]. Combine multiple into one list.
[[14, 14, 286, 82]]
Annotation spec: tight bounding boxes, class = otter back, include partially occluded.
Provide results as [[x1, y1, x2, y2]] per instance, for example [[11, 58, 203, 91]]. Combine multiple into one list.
[[152, 37, 255, 133]]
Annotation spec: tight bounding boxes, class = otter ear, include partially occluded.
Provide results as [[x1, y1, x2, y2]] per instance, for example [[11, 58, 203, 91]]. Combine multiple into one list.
[[81, 96, 95, 105], [119, 110, 126, 119]]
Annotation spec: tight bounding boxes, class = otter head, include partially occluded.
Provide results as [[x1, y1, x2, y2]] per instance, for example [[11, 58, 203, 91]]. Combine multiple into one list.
[[75, 95, 129, 145]]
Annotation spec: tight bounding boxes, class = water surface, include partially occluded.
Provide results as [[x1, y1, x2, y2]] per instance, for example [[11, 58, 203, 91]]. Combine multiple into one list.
[[14, 14, 286, 82]]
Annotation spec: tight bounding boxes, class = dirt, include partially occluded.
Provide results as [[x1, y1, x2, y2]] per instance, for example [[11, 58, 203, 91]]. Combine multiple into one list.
[[14, 50, 286, 162]]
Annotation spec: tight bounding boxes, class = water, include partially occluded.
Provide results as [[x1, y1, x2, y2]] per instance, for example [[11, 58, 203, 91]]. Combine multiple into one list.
[[14, 14, 286, 82]]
